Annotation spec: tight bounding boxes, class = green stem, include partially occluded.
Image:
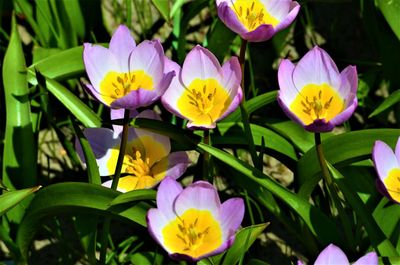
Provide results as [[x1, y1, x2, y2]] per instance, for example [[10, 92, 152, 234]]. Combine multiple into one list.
[[238, 38, 262, 170], [99, 109, 130, 264], [314, 132, 353, 248], [202, 130, 210, 181]]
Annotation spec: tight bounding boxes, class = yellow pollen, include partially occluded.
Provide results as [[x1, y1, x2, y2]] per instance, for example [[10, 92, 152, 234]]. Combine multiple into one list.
[[106, 135, 169, 191], [177, 78, 231, 127], [99, 70, 153, 105], [289, 83, 344, 125], [384, 168, 400, 203], [232, 0, 279, 31], [162, 209, 222, 258]]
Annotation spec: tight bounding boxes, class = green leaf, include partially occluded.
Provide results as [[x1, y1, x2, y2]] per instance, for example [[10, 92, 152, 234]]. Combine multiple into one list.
[[31, 74, 101, 128], [328, 162, 398, 256], [0, 186, 41, 217], [2, 14, 37, 189], [298, 129, 400, 199], [220, 223, 268, 265], [216, 122, 298, 162], [63, 0, 85, 39], [204, 20, 236, 62], [151, 0, 169, 21], [27, 46, 84, 83], [16, 182, 150, 261], [70, 118, 101, 185], [109, 189, 156, 206], [369, 89, 400, 118], [197, 143, 341, 246], [129, 251, 164, 265], [377, 0, 400, 41], [224, 91, 278, 122]]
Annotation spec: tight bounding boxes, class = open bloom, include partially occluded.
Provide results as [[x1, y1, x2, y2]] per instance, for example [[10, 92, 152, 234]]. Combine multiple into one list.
[[147, 177, 244, 261], [298, 244, 377, 265], [76, 110, 189, 192], [83, 24, 174, 109], [277, 46, 358, 132], [161, 45, 243, 129], [372, 137, 400, 203], [216, 0, 300, 42]]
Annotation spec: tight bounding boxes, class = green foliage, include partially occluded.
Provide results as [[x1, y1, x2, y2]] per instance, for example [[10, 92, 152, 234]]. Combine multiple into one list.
[[1, 0, 400, 264]]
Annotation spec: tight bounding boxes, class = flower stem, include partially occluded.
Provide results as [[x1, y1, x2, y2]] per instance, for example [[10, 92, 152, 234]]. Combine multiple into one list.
[[314, 132, 353, 247], [238, 38, 262, 170], [99, 109, 130, 264], [202, 129, 211, 181]]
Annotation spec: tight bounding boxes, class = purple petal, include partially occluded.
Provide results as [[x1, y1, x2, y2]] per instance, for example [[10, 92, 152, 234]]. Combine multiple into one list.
[[216, 1, 248, 37], [277, 95, 307, 128], [83, 83, 114, 107], [147, 208, 173, 253], [76, 128, 120, 176], [110, 88, 161, 109], [304, 119, 335, 133], [241, 24, 276, 42], [353, 252, 378, 265], [278, 59, 297, 105], [181, 45, 222, 87], [329, 97, 357, 127], [110, 109, 138, 135], [156, 177, 183, 217], [274, 1, 300, 33], [109, 25, 136, 72], [220, 198, 244, 236], [297, 261, 305, 265], [220, 57, 241, 93], [293, 46, 341, 91], [338, 65, 358, 102], [173, 181, 221, 217], [83, 43, 120, 90], [219, 86, 243, 121], [156, 151, 189, 180], [372, 140, 398, 181], [314, 244, 349, 265], [187, 121, 217, 130], [265, 0, 291, 22], [395, 137, 400, 165], [129, 40, 164, 87]]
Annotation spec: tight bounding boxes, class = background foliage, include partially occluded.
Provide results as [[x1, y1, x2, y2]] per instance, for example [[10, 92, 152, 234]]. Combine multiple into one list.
[[1, 0, 400, 264]]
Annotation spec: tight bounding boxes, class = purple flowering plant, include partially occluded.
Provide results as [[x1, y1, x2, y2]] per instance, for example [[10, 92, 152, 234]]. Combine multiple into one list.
[[1, 1, 400, 265]]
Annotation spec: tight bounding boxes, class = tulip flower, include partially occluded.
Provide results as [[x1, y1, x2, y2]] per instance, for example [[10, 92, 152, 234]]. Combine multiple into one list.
[[76, 110, 189, 192], [277, 46, 358, 132], [298, 244, 377, 265], [216, 0, 300, 42], [83, 24, 174, 109], [147, 177, 244, 261], [161, 45, 243, 129], [372, 137, 400, 203]]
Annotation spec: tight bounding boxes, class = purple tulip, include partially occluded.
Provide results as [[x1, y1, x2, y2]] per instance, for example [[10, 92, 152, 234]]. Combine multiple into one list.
[[147, 177, 245, 261], [216, 0, 300, 42], [83, 25, 174, 109], [277, 46, 358, 132]]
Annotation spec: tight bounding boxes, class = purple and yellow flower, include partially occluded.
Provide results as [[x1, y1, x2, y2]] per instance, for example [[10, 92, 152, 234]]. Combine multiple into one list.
[[298, 244, 377, 265], [372, 137, 400, 203], [216, 0, 300, 42], [161, 45, 243, 129], [76, 110, 189, 192], [277, 46, 358, 132], [147, 177, 244, 261], [83, 24, 174, 109]]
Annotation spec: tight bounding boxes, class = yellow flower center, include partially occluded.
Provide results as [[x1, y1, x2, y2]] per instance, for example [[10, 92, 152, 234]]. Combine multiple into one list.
[[100, 70, 153, 105], [106, 135, 168, 191], [232, 0, 279, 31], [289, 83, 345, 125], [162, 209, 222, 259], [384, 168, 400, 203], [177, 78, 231, 127]]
